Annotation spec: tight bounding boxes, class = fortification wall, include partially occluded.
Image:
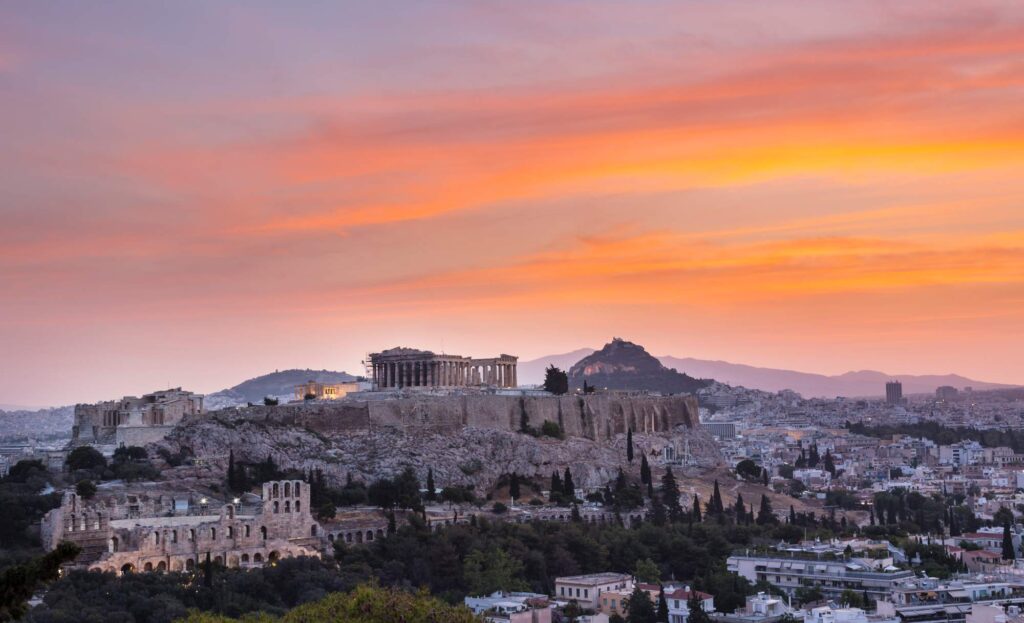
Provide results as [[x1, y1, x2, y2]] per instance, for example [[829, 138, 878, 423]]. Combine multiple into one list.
[[215, 393, 698, 443]]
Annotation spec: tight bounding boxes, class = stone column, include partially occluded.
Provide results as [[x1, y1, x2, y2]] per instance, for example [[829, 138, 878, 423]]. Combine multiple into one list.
[[512, 365, 517, 388]]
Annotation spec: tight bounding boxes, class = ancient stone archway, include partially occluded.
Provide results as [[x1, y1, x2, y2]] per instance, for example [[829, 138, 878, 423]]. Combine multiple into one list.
[[121, 563, 134, 575]]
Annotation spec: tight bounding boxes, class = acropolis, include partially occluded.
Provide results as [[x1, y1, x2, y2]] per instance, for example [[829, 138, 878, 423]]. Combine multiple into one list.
[[368, 347, 518, 389]]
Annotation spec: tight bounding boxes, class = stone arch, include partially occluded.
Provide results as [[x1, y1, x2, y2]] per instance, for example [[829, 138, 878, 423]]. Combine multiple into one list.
[[241, 553, 250, 564], [214, 555, 223, 566], [273, 501, 279, 514], [285, 500, 291, 513], [260, 526, 267, 540], [295, 501, 301, 514], [68, 514, 75, 532], [186, 558, 195, 571], [172, 559, 184, 572], [284, 482, 291, 497], [366, 530, 374, 541], [156, 561, 167, 572], [310, 525, 318, 537], [110, 536, 119, 553], [228, 555, 239, 568], [210, 527, 217, 540], [121, 563, 134, 575], [245, 525, 251, 538], [376, 528, 383, 538], [355, 532, 363, 543], [345, 533, 352, 543], [272, 483, 279, 497], [294, 482, 301, 496], [144, 562, 154, 572], [268, 551, 280, 563], [254, 552, 263, 563]]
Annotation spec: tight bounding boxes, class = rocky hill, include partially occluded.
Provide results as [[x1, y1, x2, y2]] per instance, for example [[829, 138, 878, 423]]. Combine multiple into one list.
[[205, 369, 358, 409], [158, 394, 721, 494], [568, 338, 711, 394]]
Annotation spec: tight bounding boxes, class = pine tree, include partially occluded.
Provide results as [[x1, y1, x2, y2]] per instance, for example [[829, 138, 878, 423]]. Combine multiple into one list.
[[425, 468, 436, 501], [757, 494, 776, 525], [563, 467, 576, 500], [640, 454, 650, 485], [692, 494, 702, 523], [1003, 521, 1016, 560], [627, 428, 635, 464], [661, 466, 683, 522]]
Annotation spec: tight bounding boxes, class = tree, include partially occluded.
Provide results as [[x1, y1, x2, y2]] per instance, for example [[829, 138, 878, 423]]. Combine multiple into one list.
[[509, 472, 521, 500], [463, 548, 528, 595], [735, 459, 761, 481], [688, 591, 712, 623], [634, 558, 660, 583], [757, 494, 777, 525], [692, 494, 702, 523], [75, 479, 97, 500], [550, 471, 563, 502], [540, 420, 564, 439], [640, 454, 651, 486], [65, 446, 106, 472], [0, 542, 80, 621], [543, 365, 569, 395], [425, 468, 436, 502], [627, 428, 635, 464], [711, 480, 725, 515], [660, 466, 682, 522], [657, 586, 669, 623], [571, 504, 582, 522], [563, 467, 576, 500], [1003, 520, 1016, 561], [824, 450, 836, 476], [625, 585, 657, 623], [733, 494, 746, 524], [227, 449, 237, 492], [762, 469, 770, 487], [263, 396, 279, 406]]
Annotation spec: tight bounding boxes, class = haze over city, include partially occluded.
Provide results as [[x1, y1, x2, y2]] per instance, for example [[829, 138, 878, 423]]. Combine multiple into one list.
[[3, 0, 1024, 407]]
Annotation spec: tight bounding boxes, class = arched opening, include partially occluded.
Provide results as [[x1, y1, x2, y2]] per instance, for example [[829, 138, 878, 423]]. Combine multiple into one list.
[[345, 533, 352, 543], [294, 482, 301, 496], [355, 532, 363, 543], [172, 560, 184, 571], [260, 526, 267, 540], [110, 537, 119, 553], [273, 501, 279, 514], [376, 528, 383, 538], [156, 561, 167, 572], [366, 531, 374, 542], [310, 525, 318, 537], [68, 514, 75, 532], [295, 501, 301, 514], [228, 556, 239, 568], [189, 529, 196, 541], [254, 553, 263, 563], [144, 562, 154, 572], [186, 558, 195, 571], [172, 530, 178, 543], [210, 527, 217, 540], [268, 551, 280, 563], [227, 526, 234, 538], [121, 563, 134, 575], [284, 482, 291, 497], [154, 532, 160, 545], [284, 500, 291, 513], [214, 555, 223, 566], [272, 483, 279, 497], [241, 553, 250, 564]]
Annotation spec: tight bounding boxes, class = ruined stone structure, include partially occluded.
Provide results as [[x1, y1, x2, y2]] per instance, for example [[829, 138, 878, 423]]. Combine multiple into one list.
[[369, 347, 518, 389], [41, 480, 325, 574], [72, 387, 204, 447]]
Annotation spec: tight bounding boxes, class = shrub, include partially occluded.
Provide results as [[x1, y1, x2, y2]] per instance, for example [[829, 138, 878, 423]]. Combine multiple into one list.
[[540, 421, 563, 439]]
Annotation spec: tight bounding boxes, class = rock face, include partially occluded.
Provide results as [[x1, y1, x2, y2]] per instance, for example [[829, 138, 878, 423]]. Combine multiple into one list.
[[569, 338, 711, 394], [159, 393, 721, 493]]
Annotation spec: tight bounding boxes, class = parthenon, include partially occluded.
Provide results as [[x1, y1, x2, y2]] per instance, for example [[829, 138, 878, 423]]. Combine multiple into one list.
[[369, 347, 518, 389]]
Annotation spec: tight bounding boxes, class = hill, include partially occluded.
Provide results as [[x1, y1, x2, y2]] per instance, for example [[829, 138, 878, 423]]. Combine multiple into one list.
[[519, 348, 1014, 398], [205, 368, 358, 408], [568, 338, 711, 394]]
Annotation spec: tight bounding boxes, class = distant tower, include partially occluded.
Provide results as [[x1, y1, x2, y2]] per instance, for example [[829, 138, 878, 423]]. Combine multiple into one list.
[[886, 380, 903, 405]]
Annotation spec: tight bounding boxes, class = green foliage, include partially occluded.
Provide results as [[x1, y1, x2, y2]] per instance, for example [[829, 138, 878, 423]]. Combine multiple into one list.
[[75, 479, 97, 499], [492, 502, 508, 514], [263, 397, 279, 406], [540, 421, 563, 439], [633, 558, 660, 583], [0, 542, 80, 621], [627, 429, 634, 463], [463, 548, 528, 595], [848, 420, 1024, 452], [542, 366, 569, 395], [625, 585, 656, 623], [735, 460, 762, 481], [0, 467, 62, 549], [65, 446, 106, 472]]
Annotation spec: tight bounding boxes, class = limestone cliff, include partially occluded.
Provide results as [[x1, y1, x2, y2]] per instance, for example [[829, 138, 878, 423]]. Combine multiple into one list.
[[159, 393, 721, 493]]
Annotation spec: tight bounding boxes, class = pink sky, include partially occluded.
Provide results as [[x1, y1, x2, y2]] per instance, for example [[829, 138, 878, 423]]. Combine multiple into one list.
[[2, 1, 1023, 406]]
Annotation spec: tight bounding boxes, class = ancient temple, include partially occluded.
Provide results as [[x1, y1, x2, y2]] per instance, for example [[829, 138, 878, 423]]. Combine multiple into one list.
[[368, 347, 517, 389]]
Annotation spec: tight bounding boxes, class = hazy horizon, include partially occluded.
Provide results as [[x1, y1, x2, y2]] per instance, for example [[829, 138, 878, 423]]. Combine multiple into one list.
[[3, 1, 1024, 406]]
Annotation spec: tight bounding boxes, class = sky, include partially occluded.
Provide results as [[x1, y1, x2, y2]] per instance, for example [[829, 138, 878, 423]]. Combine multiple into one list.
[[2, 1, 1024, 407]]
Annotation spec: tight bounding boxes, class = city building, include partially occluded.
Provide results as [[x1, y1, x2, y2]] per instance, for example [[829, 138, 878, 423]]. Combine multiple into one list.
[[711, 592, 790, 623], [369, 347, 518, 389], [464, 591, 552, 623], [554, 573, 633, 610], [886, 382, 904, 406], [877, 579, 1024, 623], [936, 386, 960, 402], [727, 551, 915, 602]]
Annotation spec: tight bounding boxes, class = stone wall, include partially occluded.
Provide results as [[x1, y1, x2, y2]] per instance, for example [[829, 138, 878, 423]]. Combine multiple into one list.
[[212, 393, 699, 442]]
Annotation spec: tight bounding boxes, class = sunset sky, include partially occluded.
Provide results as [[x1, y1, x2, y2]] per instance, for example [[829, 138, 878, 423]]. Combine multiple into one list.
[[2, 1, 1024, 407]]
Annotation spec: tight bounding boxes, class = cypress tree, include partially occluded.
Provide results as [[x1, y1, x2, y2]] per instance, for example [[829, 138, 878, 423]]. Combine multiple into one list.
[[425, 468, 436, 501], [550, 471, 563, 502], [657, 586, 670, 622], [757, 494, 776, 525], [734, 493, 746, 524], [692, 494, 702, 522], [711, 480, 724, 515], [661, 466, 682, 522], [790, 505, 797, 525], [640, 454, 651, 485], [1002, 521, 1015, 560], [563, 467, 575, 500], [762, 468, 769, 487], [627, 428, 634, 464]]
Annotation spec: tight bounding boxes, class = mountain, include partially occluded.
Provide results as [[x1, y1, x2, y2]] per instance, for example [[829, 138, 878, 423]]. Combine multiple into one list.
[[657, 357, 1014, 398], [205, 369, 358, 409], [520, 346, 1015, 398], [567, 338, 711, 394], [517, 348, 596, 386]]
